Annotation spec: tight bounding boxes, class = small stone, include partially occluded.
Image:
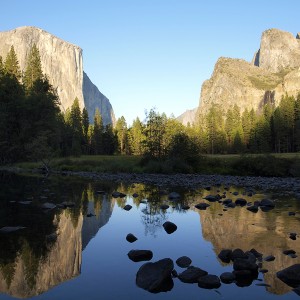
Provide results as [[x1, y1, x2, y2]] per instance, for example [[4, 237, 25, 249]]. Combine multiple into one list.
[[218, 249, 232, 263], [123, 204, 132, 211], [181, 205, 190, 210], [195, 203, 210, 210], [178, 266, 208, 283], [235, 198, 247, 206], [176, 256, 192, 268], [160, 204, 169, 210], [289, 212, 296, 216], [126, 233, 138, 243], [198, 274, 221, 289], [168, 192, 180, 200], [247, 206, 258, 213], [163, 221, 177, 234], [86, 213, 95, 217], [132, 193, 139, 198], [220, 272, 235, 284], [128, 250, 153, 262], [283, 250, 296, 255], [264, 255, 275, 262]]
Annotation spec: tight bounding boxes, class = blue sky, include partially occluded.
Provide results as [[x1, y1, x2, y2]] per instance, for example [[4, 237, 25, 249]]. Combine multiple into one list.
[[1, 0, 299, 125]]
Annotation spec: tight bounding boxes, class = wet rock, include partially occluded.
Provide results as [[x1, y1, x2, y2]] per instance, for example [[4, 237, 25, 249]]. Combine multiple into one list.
[[235, 198, 247, 206], [132, 193, 139, 198], [181, 205, 190, 210], [42, 202, 56, 210], [227, 203, 236, 208], [283, 250, 296, 255], [264, 255, 275, 262], [195, 203, 210, 210], [231, 248, 247, 261], [160, 204, 169, 210], [220, 272, 235, 284], [86, 213, 95, 217], [250, 248, 263, 258], [168, 192, 180, 200], [136, 258, 174, 293], [233, 270, 258, 287], [259, 269, 268, 273], [198, 274, 221, 289], [247, 205, 258, 213], [128, 250, 153, 262], [176, 256, 192, 268], [233, 258, 258, 272], [96, 190, 105, 194], [277, 264, 300, 287], [203, 195, 219, 202], [222, 199, 232, 205], [0, 226, 26, 233], [233, 191, 239, 196], [290, 233, 297, 240], [163, 221, 177, 234], [178, 266, 208, 283], [123, 204, 132, 211], [126, 233, 138, 243], [112, 191, 126, 198], [171, 269, 178, 278], [260, 199, 275, 208], [218, 249, 232, 263]]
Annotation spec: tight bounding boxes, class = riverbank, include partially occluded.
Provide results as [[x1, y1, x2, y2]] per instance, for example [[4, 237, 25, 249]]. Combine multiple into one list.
[[2, 166, 300, 195]]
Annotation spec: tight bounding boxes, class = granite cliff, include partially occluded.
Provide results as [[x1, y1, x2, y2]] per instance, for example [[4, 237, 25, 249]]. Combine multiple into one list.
[[0, 26, 115, 125], [179, 29, 300, 124]]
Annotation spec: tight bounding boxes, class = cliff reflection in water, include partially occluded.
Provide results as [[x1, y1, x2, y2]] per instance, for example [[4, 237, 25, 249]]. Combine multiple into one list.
[[197, 189, 300, 295], [0, 174, 114, 298]]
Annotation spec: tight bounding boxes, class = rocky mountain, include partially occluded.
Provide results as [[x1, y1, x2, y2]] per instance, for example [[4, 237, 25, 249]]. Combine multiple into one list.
[[179, 29, 300, 124], [0, 26, 115, 125], [177, 107, 197, 125]]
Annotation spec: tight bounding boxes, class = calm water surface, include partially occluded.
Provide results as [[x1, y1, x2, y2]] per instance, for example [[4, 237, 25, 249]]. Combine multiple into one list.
[[0, 172, 300, 299]]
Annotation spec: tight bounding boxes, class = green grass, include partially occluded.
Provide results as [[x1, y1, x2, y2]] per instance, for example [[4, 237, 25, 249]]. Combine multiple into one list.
[[13, 153, 300, 177]]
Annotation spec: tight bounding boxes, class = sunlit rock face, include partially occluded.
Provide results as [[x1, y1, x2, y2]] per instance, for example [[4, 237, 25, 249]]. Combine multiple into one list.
[[196, 28, 300, 119], [0, 211, 83, 298], [0, 26, 115, 125], [199, 205, 300, 295]]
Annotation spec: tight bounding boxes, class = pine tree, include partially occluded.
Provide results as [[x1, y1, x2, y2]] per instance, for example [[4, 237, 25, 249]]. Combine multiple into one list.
[[115, 116, 129, 155], [82, 108, 89, 153], [128, 117, 145, 155], [0, 56, 4, 75], [91, 108, 104, 154], [4, 46, 21, 80], [23, 44, 43, 90]]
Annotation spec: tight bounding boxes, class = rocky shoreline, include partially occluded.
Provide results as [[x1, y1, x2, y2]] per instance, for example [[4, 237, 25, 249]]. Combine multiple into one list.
[[2, 166, 300, 194]]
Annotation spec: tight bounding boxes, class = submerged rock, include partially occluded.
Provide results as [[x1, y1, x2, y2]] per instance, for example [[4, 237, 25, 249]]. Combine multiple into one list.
[[136, 258, 174, 293], [128, 250, 153, 262], [264, 255, 275, 262], [163, 221, 177, 234], [112, 191, 126, 198]]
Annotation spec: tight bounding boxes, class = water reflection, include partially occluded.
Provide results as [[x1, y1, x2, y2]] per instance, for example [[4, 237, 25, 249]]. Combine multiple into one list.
[[0, 173, 114, 298], [0, 172, 300, 299]]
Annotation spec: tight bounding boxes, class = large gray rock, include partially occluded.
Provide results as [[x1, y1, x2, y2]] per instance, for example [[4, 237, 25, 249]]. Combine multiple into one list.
[[136, 258, 174, 293], [0, 26, 115, 125]]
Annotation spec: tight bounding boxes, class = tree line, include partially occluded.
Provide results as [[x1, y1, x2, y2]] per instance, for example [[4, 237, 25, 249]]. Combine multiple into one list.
[[1, 44, 300, 168]]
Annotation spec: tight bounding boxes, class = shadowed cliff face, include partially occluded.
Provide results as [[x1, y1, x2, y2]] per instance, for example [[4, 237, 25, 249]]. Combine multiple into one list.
[[198, 198, 300, 295], [0, 26, 115, 125]]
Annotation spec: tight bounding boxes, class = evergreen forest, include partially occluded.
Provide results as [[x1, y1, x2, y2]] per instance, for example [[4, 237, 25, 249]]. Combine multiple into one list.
[[1, 45, 300, 173]]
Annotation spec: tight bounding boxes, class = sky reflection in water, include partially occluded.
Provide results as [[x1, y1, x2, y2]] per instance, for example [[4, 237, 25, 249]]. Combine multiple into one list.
[[0, 172, 299, 300]]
